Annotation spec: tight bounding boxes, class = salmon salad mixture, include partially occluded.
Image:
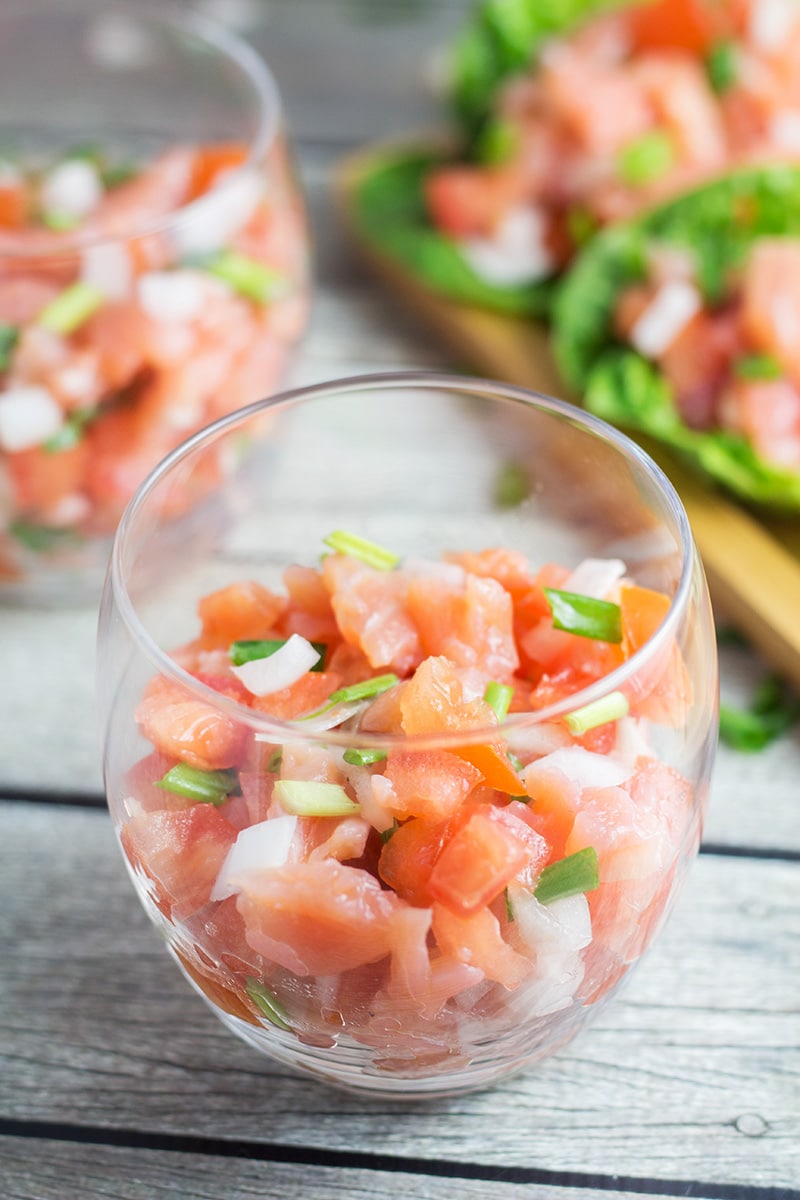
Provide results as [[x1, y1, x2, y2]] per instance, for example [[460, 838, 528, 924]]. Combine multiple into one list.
[[0, 139, 309, 570], [118, 532, 697, 1071], [425, 0, 800, 287]]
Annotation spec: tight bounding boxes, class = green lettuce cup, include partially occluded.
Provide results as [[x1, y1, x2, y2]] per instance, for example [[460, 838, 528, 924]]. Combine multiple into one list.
[[553, 166, 800, 510]]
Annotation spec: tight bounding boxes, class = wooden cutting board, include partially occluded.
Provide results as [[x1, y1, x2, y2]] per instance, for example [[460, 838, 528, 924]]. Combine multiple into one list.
[[336, 145, 800, 688]]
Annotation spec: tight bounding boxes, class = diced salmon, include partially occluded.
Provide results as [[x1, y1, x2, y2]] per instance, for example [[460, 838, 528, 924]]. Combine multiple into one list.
[[280, 563, 340, 643], [136, 674, 249, 770], [431, 903, 532, 989], [236, 859, 401, 976], [7, 442, 88, 519], [406, 571, 519, 679], [197, 580, 287, 650], [322, 554, 422, 675], [252, 670, 341, 720], [742, 239, 800, 384]]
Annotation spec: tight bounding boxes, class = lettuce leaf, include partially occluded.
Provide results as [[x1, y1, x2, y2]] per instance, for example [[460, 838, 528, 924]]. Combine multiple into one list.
[[451, 0, 634, 138], [353, 148, 555, 315], [552, 166, 800, 509]]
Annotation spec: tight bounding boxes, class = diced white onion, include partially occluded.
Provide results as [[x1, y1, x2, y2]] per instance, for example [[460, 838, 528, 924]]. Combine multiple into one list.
[[629, 281, 702, 359], [768, 109, 800, 151], [564, 557, 626, 600], [137, 270, 206, 323], [291, 700, 365, 732], [231, 633, 321, 697], [505, 720, 574, 759], [523, 745, 631, 792], [749, 0, 798, 50], [43, 492, 91, 528], [40, 160, 103, 222], [460, 205, 555, 286], [81, 242, 133, 300], [172, 167, 265, 256], [211, 815, 298, 901], [613, 716, 652, 766], [0, 385, 63, 451], [511, 888, 593, 957]]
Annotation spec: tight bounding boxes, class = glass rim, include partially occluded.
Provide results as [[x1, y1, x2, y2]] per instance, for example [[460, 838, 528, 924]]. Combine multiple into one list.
[[108, 369, 697, 752], [0, 0, 281, 259]]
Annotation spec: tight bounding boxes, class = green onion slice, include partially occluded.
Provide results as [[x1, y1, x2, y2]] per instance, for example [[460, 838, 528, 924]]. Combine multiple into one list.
[[41, 210, 81, 232], [267, 749, 283, 773], [734, 353, 782, 381], [618, 131, 675, 186], [494, 461, 530, 509], [300, 672, 400, 721], [342, 747, 388, 766], [203, 251, 286, 304], [323, 530, 399, 571], [9, 520, 82, 552], [565, 691, 629, 735], [543, 588, 622, 642], [43, 405, 99, 453], [156, 764, 239, 805], [484, 681, 513, 723], [0, 323, 19, 372], [380, 818, 399, 844], [37, 281, 104, 335], [230, 637, 327, 672], [534, 847, 599, 905], [245, 978, 292, 1031], [706, 40, 738, 94], [274, 779, 361, 817]]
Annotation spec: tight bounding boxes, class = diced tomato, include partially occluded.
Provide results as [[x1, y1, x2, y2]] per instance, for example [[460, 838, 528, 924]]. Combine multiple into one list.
[[626, 0, 725, 53], [197, 580, 287, 651], [428, 807, 530, 915], [383, 749, 482, 821], [431, 903, 532, 989], [424, 165, 519, 238], [188, 143, 248, 200], [378, 816, 452, 907], [0, 180, 27, 228], [452, 741, 523, 795], [7, 443, 89, 519]]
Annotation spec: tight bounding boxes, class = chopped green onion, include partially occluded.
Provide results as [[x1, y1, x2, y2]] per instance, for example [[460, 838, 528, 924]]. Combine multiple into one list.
[[507, 751, 524, 773], [544, 587, 622, 643], [734, 353, 782, 381], [706, 40, 738, 94], [343, 747, 388, 766], [494, 460, 530, 509], [37, 281, 104, 335], [565, 690, 629, 735], [156, 764, 239, 805], [301, 672, 400, 721], [245, 978, 292, 1031], [0, 323, 19, 372], [230, 637, 327, 672], [203, 250, 286, 304], [534, 847, 599, 905], [101, 161, 138, 189], [475, 118, 518, 165], [380, 819, 399, 844], [274, 779, 361, 817], [566, 205, 598, 249], [43, 405, 98, 453], [323, 530, 399, 571], [267, 749, 283, 773], [484, 681, 513, 723], [504, 888, 514, 922], [618, 131, 675, 187], [41, 210, 81, 232], [719, 671, 800, 752], [9, 520, 82, 552], [329, 674, 399, 705]]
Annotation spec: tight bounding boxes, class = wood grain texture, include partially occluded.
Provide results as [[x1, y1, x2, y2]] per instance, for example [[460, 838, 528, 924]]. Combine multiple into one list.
[[2, 803, 798, 1190], [0, 1138, 706, 1200]]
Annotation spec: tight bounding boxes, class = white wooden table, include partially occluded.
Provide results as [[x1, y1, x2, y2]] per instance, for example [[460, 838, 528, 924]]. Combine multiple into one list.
[[1, 3, 799, 1198]]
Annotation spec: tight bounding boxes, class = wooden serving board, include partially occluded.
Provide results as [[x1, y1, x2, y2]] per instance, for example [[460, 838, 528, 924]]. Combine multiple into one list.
[[336, 145, 800, 688]]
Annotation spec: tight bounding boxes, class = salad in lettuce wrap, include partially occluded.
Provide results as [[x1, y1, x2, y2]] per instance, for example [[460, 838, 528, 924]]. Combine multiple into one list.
[[553, 166, 800, 509], [354, 0, 800, 315]]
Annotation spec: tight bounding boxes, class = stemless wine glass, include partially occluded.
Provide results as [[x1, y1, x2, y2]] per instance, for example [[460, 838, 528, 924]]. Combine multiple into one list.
[[0, 0, 310, 603], [98, 372, 718, 1098]]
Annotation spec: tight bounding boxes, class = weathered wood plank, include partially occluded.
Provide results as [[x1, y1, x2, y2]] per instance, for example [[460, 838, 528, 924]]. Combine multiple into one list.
[[0, 1136, 707, 1200], [1, 803, 797, 1190]]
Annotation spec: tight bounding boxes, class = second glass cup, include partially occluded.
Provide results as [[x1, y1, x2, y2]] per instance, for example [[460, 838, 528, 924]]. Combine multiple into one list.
[[0, 1, 310, 601], [98, 371, 718, 1098]]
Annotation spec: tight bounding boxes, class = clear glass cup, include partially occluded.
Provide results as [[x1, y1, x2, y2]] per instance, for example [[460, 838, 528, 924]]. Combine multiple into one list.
[[97, 371, 718, 1097], [0, 0, 310, 603]]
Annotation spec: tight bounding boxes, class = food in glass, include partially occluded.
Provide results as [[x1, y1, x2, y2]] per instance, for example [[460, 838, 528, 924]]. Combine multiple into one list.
[[98, 373, 718, 1096], [0, 4, 309, 598]]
